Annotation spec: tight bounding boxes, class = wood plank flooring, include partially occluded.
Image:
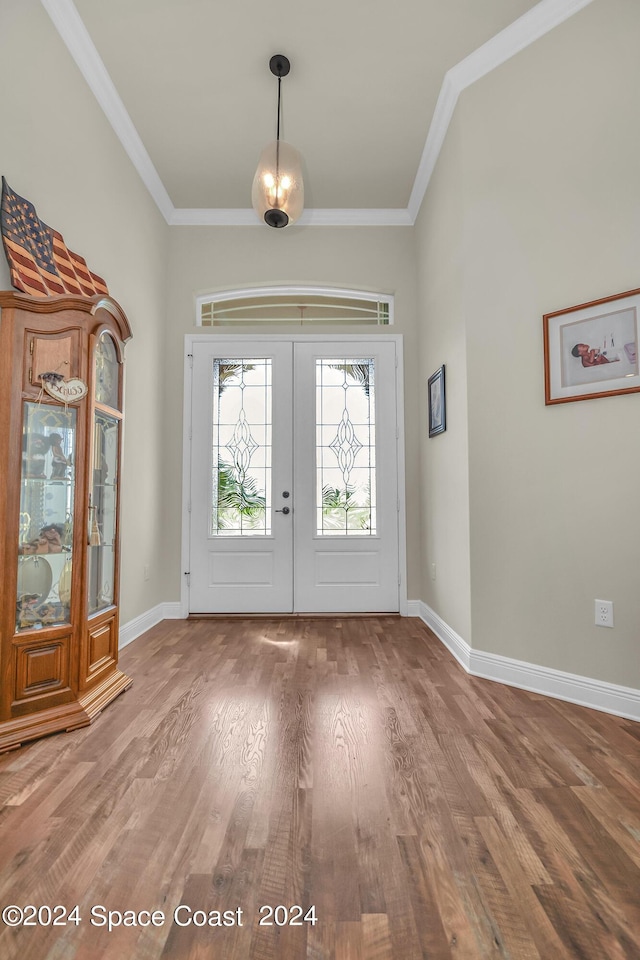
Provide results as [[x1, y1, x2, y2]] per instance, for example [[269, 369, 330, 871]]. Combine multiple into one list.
[[0, 616, 639, 960]]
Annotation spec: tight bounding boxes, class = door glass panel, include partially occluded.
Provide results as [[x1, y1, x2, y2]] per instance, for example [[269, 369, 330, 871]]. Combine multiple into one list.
[[88, 411, 119, 613], [211, 359, 271, 536], [17, 402, 75, 631], [316, 359, 376, 536]]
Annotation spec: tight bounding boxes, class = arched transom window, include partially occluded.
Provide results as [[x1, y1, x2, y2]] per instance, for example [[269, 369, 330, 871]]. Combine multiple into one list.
[[196, 286, 393, 327]]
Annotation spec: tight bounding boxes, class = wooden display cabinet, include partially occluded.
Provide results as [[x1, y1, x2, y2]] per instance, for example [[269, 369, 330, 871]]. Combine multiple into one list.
[[0, 291, 132, 752]]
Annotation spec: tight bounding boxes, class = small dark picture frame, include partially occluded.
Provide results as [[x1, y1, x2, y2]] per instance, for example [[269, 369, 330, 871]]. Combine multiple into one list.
[[428, 365, 446, 437]]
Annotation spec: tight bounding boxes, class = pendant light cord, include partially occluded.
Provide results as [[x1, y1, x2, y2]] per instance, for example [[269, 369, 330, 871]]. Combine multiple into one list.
[[275, 73, 282, 202], [276, 74, 282, 142]]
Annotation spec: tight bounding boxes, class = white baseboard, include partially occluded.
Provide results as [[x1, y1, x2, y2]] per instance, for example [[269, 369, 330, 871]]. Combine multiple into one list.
[[162, 602, 187, 620], [405, 600, 422, 618], [412, 600, 640, 723], [119, 601, 187, 649], [416, 601, 472, 672]]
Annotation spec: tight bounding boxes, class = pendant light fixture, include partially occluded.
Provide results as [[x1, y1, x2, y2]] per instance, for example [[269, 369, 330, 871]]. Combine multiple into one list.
[[252, 55, 304, 228]]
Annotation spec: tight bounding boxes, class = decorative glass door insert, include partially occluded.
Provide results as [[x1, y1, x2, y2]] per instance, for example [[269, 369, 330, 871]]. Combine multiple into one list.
[[211, 358, 272, 536], [316, 359, 376, 536]]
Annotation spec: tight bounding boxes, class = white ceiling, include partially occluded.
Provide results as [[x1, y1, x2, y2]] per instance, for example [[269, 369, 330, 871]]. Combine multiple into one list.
[[42, 0, 594, 225]]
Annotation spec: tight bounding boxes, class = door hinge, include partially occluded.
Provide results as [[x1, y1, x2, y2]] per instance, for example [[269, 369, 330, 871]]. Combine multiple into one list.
[[187, 353, 193, 368], [184, 571, 191, 584], [187, 500, 192, 513]]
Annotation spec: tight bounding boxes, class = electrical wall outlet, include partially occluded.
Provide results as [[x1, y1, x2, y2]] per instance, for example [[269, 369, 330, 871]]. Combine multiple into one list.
[[595, 599, 614, 628], [431, 563, 437, 581], [144, 564, 150, 582]]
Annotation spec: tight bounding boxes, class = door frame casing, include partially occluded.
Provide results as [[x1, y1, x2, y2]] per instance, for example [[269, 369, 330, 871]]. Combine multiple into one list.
[[181, 333, 408, 616]]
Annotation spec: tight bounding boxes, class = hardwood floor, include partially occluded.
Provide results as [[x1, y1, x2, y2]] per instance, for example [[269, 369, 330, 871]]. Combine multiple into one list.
[[0, 616, 639, 960]]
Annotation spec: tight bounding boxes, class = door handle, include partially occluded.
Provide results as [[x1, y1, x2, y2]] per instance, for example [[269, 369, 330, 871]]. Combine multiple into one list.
[[275, 506, 290, 515]]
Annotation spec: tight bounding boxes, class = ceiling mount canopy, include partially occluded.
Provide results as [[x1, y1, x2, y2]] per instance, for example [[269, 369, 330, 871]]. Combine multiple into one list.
[[251, 54, 304, 228], [269, 54, 290, 79]]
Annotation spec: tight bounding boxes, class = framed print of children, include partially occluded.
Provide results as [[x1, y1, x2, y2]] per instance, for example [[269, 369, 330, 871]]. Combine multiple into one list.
[[544, 287, 640, 404], [560, 306, 638, 389]]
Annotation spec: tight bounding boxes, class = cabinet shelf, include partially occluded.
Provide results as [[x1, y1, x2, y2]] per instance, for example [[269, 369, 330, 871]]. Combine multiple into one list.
[[21, 477, 74, 484]]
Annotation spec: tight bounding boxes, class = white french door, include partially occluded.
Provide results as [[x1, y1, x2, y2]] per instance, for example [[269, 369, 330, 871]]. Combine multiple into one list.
[[187, 337, 402, 613]]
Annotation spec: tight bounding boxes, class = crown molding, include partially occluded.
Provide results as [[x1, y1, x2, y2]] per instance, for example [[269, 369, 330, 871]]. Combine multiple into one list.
[[170, 207, 413, 227], [407, 71, 460, 223], [170, 209, 260, 226], [298, 208, 413, 227], [42, 0, 595, 229]]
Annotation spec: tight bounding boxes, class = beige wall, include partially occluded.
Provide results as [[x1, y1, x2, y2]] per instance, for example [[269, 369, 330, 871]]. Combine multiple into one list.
[[0, 0, 169, 624], [163, 225, 421, 603], [415, 110, 471, 642], [416, 0, 640, 688]]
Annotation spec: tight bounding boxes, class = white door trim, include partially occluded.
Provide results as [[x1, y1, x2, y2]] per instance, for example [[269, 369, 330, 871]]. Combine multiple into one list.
[[181, 333, 408, 616]]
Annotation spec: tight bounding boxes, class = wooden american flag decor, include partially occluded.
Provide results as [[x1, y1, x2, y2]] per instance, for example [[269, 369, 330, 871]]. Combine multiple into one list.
[[0, 177, 109, 298]]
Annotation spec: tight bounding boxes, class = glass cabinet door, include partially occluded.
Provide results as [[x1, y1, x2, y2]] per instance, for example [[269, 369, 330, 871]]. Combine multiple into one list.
[[94, 333, 120, 409], [87, 333, 121, 615], [17, 403, 76, 631]]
